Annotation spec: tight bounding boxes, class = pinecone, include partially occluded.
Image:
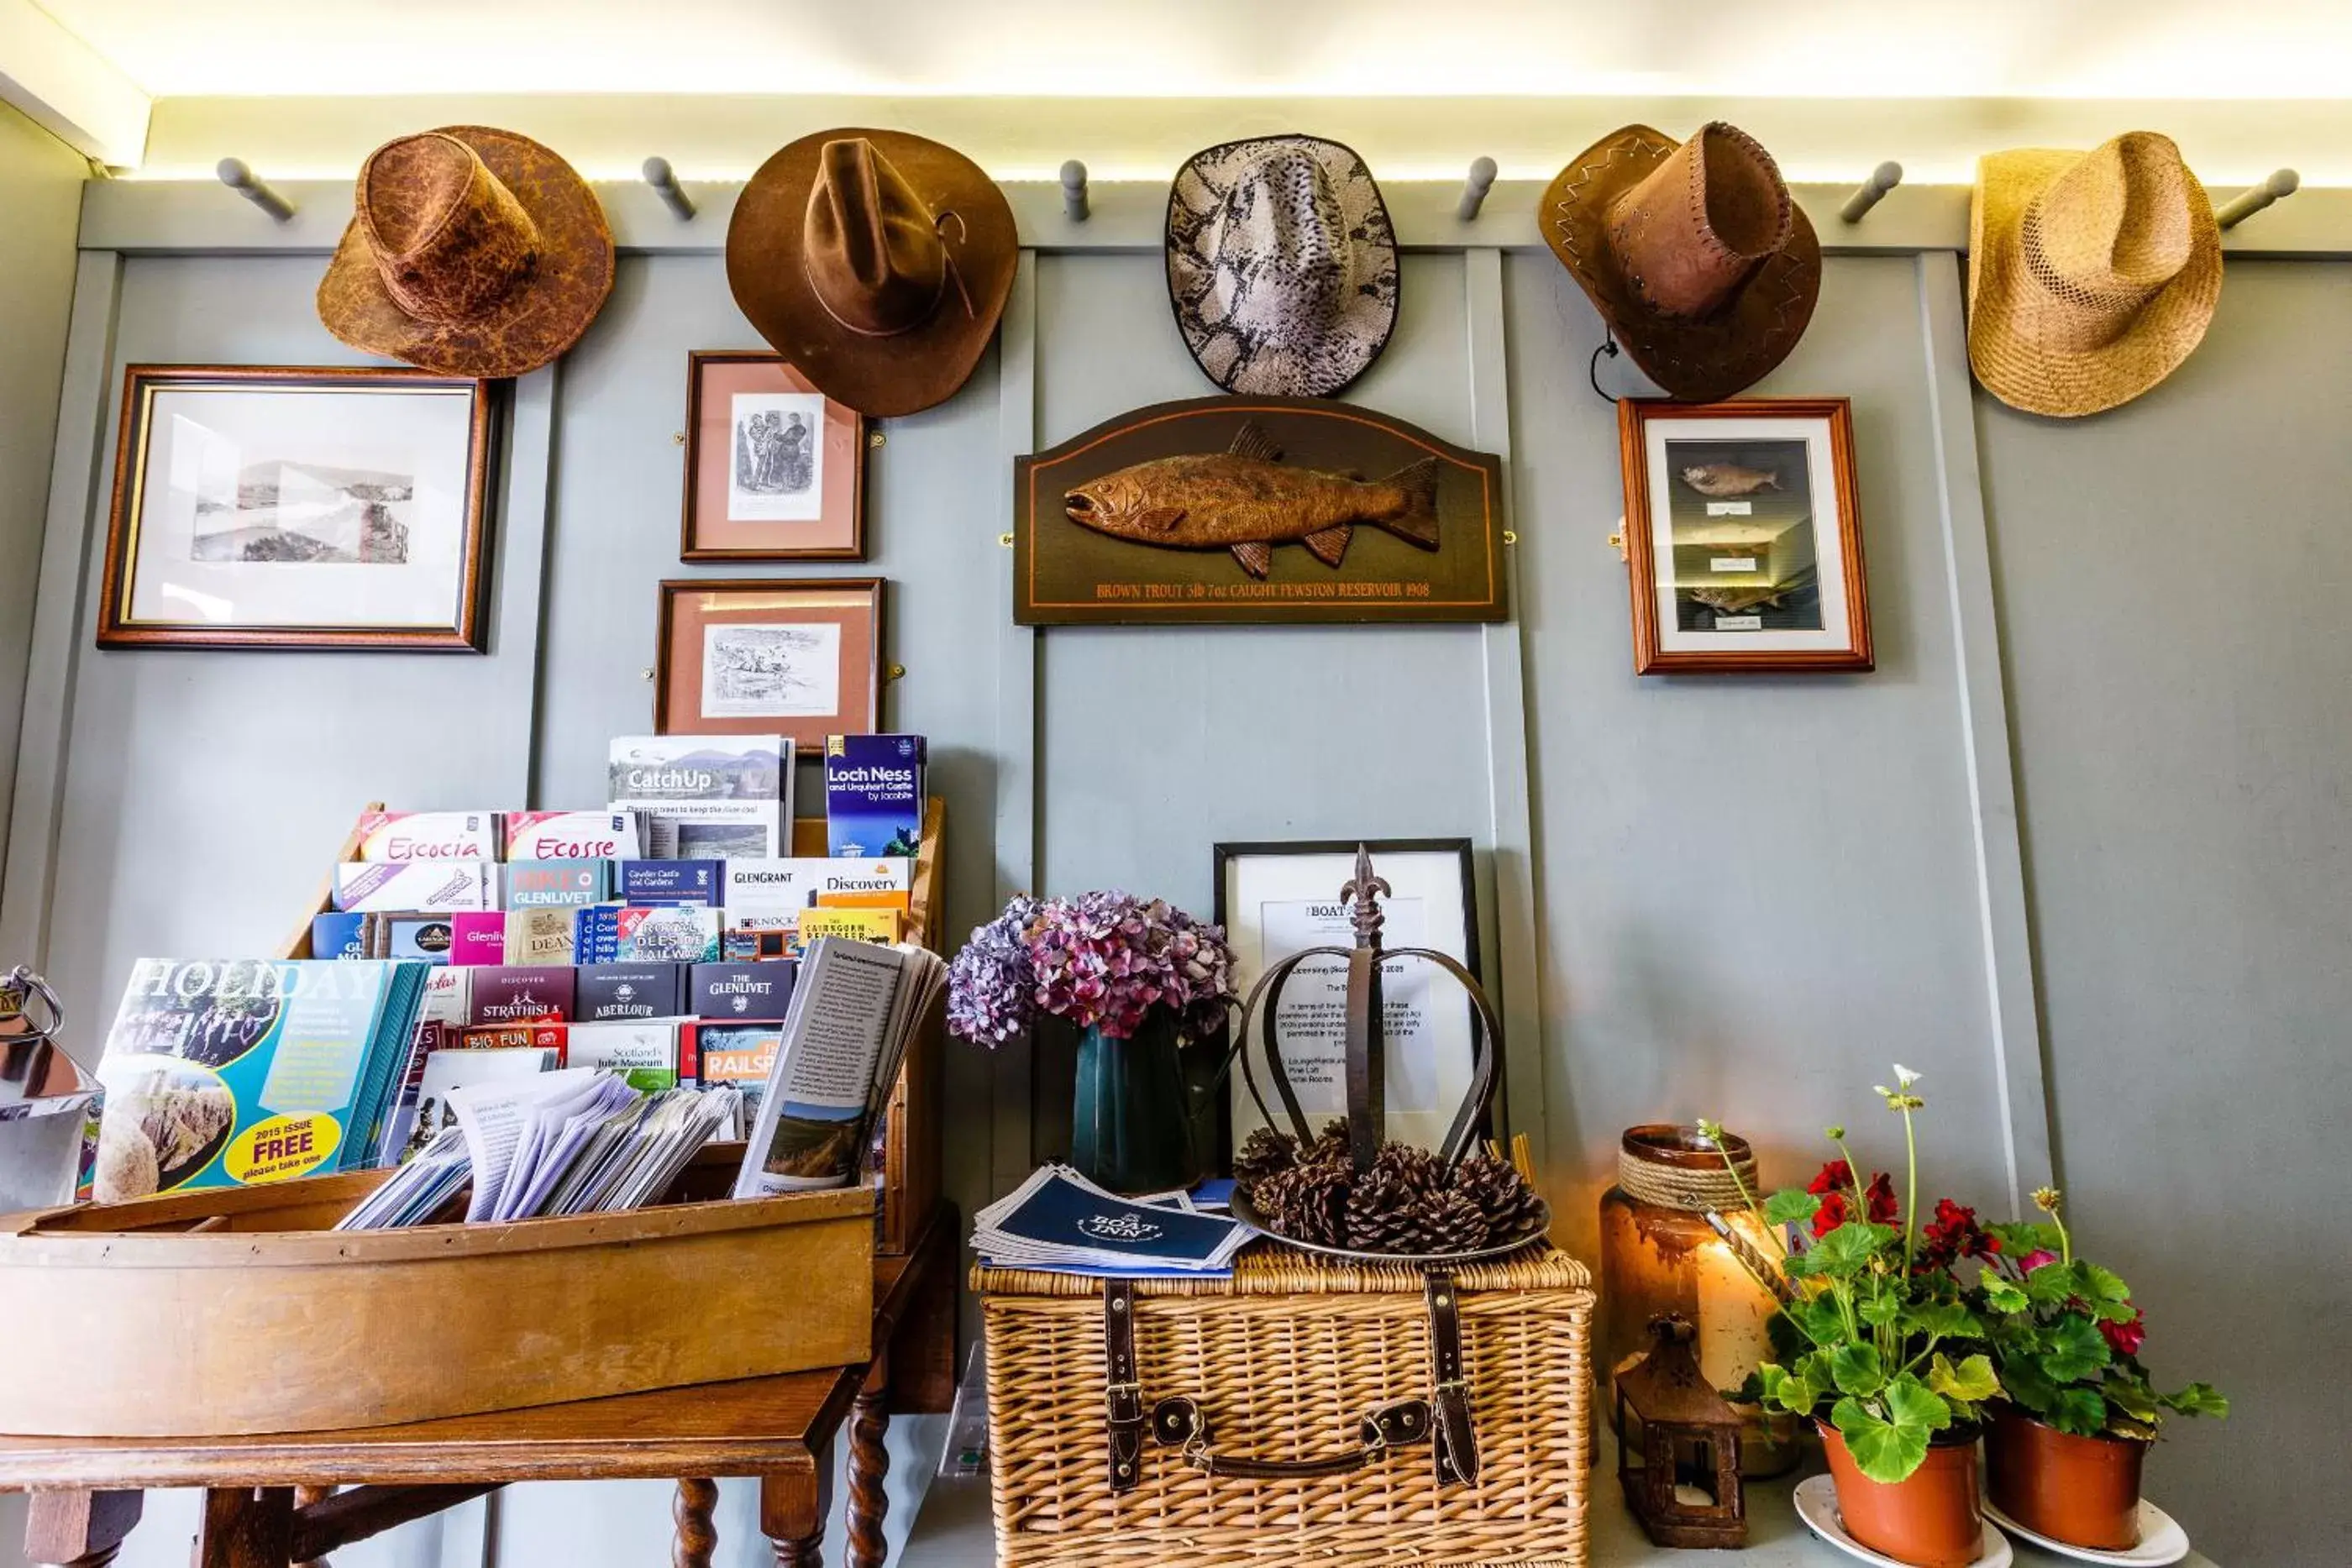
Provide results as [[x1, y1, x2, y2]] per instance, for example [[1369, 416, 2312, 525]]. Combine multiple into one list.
[[1253, 1160, 1352, 1247], [1232, 1125, 1299, 1194], [1370, 1141, 1442, 1194], [1301, 1117, 1353, 1167], [1410, 1188, 1493, 1254], [1447, 1154, 1546, 1244], [1342, 1164, 1429, 1252]]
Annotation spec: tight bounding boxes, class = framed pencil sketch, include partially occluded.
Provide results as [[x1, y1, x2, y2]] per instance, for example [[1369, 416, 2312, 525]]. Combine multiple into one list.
[[97, 366, 496, 651], [655, 578, 883, 747], [1213, 839, 1482, 1153], [681, 351, 865, 562], [1617, 396, 1872, 674]]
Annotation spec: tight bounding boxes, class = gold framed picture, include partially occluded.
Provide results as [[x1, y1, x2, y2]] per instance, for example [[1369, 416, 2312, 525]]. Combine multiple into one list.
[[680, 351, 865, 562]]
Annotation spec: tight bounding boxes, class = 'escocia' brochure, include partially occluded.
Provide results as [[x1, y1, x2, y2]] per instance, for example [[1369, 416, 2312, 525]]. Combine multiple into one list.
[[973, 1165, 1250, 1276]]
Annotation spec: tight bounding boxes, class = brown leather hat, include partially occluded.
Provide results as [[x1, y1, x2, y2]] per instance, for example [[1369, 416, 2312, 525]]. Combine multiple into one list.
[[318, 126, 614, 380], [1541, 123, 1820, 403], [727, 129, 1017, 418]]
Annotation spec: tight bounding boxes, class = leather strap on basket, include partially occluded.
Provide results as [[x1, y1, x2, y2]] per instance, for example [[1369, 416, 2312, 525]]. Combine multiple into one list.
[[1098, 1272, 1482, 1493], [1425, 1271, 1481, 1486], [1103, 1278, 1146, 1494]]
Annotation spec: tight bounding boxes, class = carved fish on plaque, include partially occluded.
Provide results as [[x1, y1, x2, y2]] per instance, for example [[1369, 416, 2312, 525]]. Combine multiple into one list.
[[1013, 396, 1507, 626]]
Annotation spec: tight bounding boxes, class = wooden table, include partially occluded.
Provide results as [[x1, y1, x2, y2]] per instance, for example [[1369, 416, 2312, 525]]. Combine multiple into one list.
[[0, 1207, 957, 1568]]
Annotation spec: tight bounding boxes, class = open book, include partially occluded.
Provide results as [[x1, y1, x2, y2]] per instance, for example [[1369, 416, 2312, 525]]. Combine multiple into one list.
[[733, 938, 945, 1198]]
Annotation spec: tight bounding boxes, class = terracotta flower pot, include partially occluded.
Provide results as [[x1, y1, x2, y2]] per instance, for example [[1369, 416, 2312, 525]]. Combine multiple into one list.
[[1985, 1402, 2147, 1551], [1817, 1420, 1982, 1568]]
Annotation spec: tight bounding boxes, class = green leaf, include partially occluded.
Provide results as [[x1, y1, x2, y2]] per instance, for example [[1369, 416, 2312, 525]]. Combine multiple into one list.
[[1831, 1397, 1930, 1485], [1979, 1277, 2030, 1314], [2105, 1378, 2159, 1422], [1987, 1220, 2059, 1257], [2048, 1386, 2109, 1436], [1885, 1373, 1955, 1433], [1830, 1342, 1887, 1398], [1805, 1220, 1897, 1277], [2024, 1261, 2078, 1308], [1858, 1293, 1903, 1328], [2080, 1262, 2132, 1303], [2001, 1356, 2061, 1418], [2040, 1315, 2113, 1383], [1904, 1300, 1982, 1340], [1929, 1352, 1999, 1403], [1792, 1294, 1847, 1348], [1763, 1189, 1823, 1227], [2160, 1382, 2230, 1420]]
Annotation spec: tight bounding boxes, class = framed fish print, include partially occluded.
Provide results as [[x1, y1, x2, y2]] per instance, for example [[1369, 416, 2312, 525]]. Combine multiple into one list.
[[1013, 395, 1506, 625], [654, 578, 882, 747], [1617, 397, 1872, 674], [1214, 839, 1483, 1153], [97, 365, 496, 652], [680, 350, 865, 562]]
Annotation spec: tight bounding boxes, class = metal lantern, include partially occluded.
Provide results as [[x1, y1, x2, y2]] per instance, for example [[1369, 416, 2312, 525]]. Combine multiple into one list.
[[1616, 1315, 1748, 1549]]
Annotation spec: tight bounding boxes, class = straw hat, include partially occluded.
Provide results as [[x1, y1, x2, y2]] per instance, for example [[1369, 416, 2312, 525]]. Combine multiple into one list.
[[318, 127, 614, 380], [1166, 134, 1399, 397], [727, 129, 1017, 418], [1968, 133, 2222, 417], [1541, 123, 1819, 403]]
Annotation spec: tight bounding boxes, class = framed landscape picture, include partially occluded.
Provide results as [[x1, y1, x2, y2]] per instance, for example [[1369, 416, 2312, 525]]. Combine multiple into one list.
[[1617, 396, 1872, 674], [97, 366, 496, 651], [1213, 838, 1482, 1153], [654, 578, 882, 747], [680, 351, 864, 562]]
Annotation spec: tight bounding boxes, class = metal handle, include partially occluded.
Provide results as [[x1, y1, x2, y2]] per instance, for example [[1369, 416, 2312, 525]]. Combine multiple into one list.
[[1151, 1395, 1431, 1479]]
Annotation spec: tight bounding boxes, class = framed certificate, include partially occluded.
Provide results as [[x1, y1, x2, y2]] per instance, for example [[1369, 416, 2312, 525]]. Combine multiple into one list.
[[1213, 838, 1480, 1151]]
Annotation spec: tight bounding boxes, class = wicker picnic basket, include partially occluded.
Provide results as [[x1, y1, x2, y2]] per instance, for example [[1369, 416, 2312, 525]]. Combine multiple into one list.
[[978, 1243, 1593, 1566]]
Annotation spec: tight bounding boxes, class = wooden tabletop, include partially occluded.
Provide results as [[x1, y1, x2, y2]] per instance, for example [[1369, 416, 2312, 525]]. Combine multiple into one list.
[[0, 1213, 948, 1492]]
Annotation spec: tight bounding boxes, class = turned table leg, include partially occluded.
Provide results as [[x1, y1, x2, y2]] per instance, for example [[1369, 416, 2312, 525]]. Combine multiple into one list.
[[671, 1479, 719, 1568], [846, 1387, 890, 1568], [24, 1490, 143, 1568], [760, 1457, 832, 1568]]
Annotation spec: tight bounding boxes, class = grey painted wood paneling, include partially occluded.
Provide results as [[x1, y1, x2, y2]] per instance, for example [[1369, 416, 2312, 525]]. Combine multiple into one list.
[[1508, 251, 2015, 1248], [26, 256, 549, 1041], [1978, 260, 2352, 1565]]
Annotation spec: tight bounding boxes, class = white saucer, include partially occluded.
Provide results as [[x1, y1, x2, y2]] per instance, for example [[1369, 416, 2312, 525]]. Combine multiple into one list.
[[1794, 1475, 2014, 1568], [1982, 1498, 2191, 1565]]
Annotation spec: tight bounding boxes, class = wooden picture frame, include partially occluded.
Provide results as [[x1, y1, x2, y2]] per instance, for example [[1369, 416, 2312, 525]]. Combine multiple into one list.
[[654, 578, 884, 747], [1212, 837, 1483, 1153], [1618, 396, 1872, 674], [680, 351, 865, 562], [98, 365, 496, 652]]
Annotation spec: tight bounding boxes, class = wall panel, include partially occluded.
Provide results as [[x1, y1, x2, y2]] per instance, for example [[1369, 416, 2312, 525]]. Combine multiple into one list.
[[1977, 260, 2352, 1565]]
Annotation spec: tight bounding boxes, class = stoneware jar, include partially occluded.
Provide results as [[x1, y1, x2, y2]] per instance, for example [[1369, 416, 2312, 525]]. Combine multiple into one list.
[[1985, 1401, 2148, 1551], [1817, 1420, 1983, 1568]]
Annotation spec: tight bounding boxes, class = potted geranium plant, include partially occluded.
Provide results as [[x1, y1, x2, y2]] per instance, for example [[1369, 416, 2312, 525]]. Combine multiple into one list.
[[1971, 1187, 2226, 1551], [1704, 1068, 1999, 1568], [948, 892, 1236, 1193]]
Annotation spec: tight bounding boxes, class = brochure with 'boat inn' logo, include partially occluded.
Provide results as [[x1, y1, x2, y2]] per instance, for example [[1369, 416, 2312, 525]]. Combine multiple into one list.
[[608, 734, 789, 860], [974, 1165, 1248, 1274]]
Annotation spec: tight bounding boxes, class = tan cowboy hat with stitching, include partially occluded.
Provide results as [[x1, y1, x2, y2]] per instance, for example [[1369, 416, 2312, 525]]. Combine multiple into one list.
[[1968, 132, 2222, 418], [727, 129, 1017, 418], [1541, 123, 1820, 403], [318, 126, 614, 380]]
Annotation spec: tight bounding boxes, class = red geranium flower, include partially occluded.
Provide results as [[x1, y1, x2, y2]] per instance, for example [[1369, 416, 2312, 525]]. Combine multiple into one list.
[[1809, 1160, 1854, 1196], [1919, 1196, 2000, 1270], [1811, 1188, 1851, 1238], [1865, 1172, 1901, 1226], [2019, 1248, 2059, 1273], [2099, 1306, 2147, 1358]]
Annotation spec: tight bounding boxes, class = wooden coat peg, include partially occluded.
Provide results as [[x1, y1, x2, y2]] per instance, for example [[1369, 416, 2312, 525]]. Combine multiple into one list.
[[216, 158, 296, 223], [2216, 169, 2299, 230], [1060, 160, 1089, 221], [1457, 156, 1499, 220], [643, 157, 696, 221], [1840, 161, 1903, 223]]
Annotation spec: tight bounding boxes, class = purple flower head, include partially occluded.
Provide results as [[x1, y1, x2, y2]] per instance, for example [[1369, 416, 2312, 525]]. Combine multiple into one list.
[[946, 889, 1237, 1045]]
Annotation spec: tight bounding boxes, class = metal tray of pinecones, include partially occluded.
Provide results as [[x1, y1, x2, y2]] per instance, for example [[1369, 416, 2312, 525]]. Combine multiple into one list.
[[1230, 1119, 1551, 1266]]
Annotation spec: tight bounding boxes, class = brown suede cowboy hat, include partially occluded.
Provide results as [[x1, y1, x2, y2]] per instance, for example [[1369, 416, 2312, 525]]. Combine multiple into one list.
[[318, 126, 614, 380], [1541, 123, 1820, 403], [727, 129, 1017, 418]]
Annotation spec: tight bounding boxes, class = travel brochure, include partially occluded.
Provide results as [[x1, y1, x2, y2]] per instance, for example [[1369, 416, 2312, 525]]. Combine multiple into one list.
[[973, 1165, 1251, 1277], [80, 730, 936, 1226]]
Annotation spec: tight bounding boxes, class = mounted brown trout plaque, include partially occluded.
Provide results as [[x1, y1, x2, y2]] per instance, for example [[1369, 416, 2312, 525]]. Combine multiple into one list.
[[1014, 396, 1507, 625]]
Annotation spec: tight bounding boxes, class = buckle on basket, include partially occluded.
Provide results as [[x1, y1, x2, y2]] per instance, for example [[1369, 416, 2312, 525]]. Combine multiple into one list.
[[1105, 1379, 1145, 1429]]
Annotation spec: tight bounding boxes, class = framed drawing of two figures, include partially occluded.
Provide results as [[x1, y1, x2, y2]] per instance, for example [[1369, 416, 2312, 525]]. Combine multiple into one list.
[[681, 350, 864, 562], [1618, 396, 1872, 674]]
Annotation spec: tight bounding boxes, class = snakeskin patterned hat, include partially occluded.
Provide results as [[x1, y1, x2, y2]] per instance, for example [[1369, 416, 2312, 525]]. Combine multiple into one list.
[[1166, 135, 1399, 398], [1541, 123, 1819, 403], [318, 126, 615, 380]]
